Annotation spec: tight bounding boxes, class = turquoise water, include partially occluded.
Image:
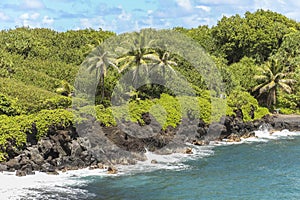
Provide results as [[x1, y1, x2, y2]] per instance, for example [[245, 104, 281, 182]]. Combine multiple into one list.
[[2, 130, 300, 200], [79, 135, 300, 200]]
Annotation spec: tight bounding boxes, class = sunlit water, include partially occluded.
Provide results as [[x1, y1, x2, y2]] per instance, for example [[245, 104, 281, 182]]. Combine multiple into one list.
[[1, 129, 300, 200]]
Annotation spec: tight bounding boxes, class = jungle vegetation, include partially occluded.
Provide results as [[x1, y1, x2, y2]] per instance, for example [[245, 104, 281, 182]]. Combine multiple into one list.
[[1, 9, 300, 160]]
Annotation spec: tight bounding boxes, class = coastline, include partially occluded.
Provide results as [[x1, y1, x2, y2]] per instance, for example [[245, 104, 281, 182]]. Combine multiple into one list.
[[1, 113, 300, 176]]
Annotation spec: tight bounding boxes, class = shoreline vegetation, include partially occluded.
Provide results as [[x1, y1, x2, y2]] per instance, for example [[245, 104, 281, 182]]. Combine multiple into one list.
[[1, 9, 300, 176]]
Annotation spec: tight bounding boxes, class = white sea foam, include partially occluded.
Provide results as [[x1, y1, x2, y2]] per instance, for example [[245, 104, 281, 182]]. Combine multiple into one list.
[[0, 169, 109, 200]]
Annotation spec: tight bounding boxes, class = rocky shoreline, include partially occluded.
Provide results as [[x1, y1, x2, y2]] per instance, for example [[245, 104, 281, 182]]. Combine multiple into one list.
[[1, 113, 300, 176]]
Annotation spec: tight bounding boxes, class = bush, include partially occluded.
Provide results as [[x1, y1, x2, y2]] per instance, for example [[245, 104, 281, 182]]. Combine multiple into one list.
[[255, 107, 271, 118], [0, 94, 20, 116], [227, 89, 269, 121], [0, 115, 27, 161], [0, 78, 62, 113], [0, 109, 74, 161]]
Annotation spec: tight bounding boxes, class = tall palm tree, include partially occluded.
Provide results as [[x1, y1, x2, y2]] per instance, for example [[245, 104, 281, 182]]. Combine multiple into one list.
[[149, 49, 177, 77], [252, 58, 296, 109], [82, 47, 119, 100], [116, 31, 158, 85]]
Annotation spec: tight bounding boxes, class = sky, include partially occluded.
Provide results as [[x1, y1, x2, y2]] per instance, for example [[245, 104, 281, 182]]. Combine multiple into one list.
[[0, 0, 300, 33]]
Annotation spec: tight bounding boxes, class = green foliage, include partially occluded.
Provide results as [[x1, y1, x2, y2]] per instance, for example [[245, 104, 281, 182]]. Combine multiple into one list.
[[173, 25, 215, 52], [0, 78, 70, 113], [228, 57, 259, 91], [254, 107, 270, 119], [0, 115, 27, 161], [31, 109, 74, 139], [41, 96, 72, 110], [252, 58, 295, 109], [153, 94, 181, 129], [212, 10, 300, 64], [227, 90, 269, 121], [13, 65, 61, 91], [0, 109, 74, 161], [75, 105, 117, 126], [0, 94, 20, 116], [274, 30, 300, 71]]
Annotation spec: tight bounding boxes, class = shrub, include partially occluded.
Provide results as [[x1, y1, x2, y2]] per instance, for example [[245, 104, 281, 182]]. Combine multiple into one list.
[[0, 94, 20, 116], [227, 89, 269, 121]]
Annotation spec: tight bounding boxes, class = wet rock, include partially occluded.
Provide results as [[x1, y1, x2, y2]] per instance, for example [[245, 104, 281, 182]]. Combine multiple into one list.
[[70, 141, 83, 157], [97, 163, 104, 169], [28, 147, 44, 165], [151, 159, 158, 164], [185, 147, 193, 154], [47, 171, 59, 175], [21, 164, 35, 175], [16, 170, 26, 177], [5, 157, 21, 171], [107, 166, 118, 174], [0, 164, 7, 172], [227, 134, 241, 142], [41, 163, 55, 172], [38, 139, 53, 155], [192, 140, 208, 146], [241, 132, 256, 139], [206, 122, 227, 140]]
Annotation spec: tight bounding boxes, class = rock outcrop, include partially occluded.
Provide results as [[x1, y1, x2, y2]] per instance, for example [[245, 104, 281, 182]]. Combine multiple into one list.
[[1, 113, 300, 176]]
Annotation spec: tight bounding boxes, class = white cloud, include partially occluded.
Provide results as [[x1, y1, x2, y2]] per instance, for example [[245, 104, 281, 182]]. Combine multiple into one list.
[[195, 5, 211, 12], [0, 12, 9, 21], [22, 0, 45, 9], [118, 10, 131, 21], [176, 0, 193, 11], [19, 13, 40, 20], [42, 16, 54, 25], [80, 18, 92, 28], [197, 0, 239, 5], [20, 13, 30, 20], [31, 13, 40, 20]]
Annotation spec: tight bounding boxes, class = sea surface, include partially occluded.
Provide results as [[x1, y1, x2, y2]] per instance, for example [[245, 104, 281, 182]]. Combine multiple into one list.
[[1, 128, 300, 200]]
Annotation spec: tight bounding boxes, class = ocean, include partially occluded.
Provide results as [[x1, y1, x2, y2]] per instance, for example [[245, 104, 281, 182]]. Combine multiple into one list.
[[1, 128, 300, 200]]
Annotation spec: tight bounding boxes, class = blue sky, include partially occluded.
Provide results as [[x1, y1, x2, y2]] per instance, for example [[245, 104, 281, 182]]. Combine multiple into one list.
[[0, 0, 300, 33]]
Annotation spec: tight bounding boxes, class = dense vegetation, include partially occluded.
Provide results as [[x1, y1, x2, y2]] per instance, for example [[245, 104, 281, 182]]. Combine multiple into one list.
[[1, 9, 300, 161]]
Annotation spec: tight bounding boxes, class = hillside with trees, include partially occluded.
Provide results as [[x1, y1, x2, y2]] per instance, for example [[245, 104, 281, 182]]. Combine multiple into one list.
[[1, 9, 300, 162]]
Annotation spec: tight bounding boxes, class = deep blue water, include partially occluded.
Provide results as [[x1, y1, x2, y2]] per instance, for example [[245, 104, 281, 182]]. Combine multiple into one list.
[[78, 136, 300, 200]]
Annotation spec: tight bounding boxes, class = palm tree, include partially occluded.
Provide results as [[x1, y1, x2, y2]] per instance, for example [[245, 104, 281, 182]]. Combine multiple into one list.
[[149, 49, 177, 77], [116, 31, 158, 86], [252, 58, 296, 109], [82, 46, 119, 100]]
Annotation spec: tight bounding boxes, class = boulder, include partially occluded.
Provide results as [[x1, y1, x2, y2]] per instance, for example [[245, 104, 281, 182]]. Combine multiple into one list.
[[206, 123, 227, 140], [241, 132, 256, 139], [192, 140, 208, 146], [227, 134, 241, 142], [151, 159, 158, 164], [107, 166, 118, 174], [28, 148, 45, 165], [185, 147, 193, 154], [70, 141, 83, 157], [0, 164, 7, 172], [41, 163, 55, 172], [5, 157, 21, 171], [16, 170, 26, 177]]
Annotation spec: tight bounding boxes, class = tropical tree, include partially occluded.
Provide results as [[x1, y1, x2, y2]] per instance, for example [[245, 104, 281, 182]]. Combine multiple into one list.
[[252, 58, 296, 109], [116, 30, 158, 86], [82, 46, 118, 100], [150, 49, 177, 76]]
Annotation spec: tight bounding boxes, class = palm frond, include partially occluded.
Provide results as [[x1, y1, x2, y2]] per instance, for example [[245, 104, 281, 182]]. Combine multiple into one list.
[[278, 82, 292, 93]]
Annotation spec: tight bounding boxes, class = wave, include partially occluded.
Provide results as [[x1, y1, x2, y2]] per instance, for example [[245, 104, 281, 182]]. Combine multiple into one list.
[[1, 128, 300, 199]]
